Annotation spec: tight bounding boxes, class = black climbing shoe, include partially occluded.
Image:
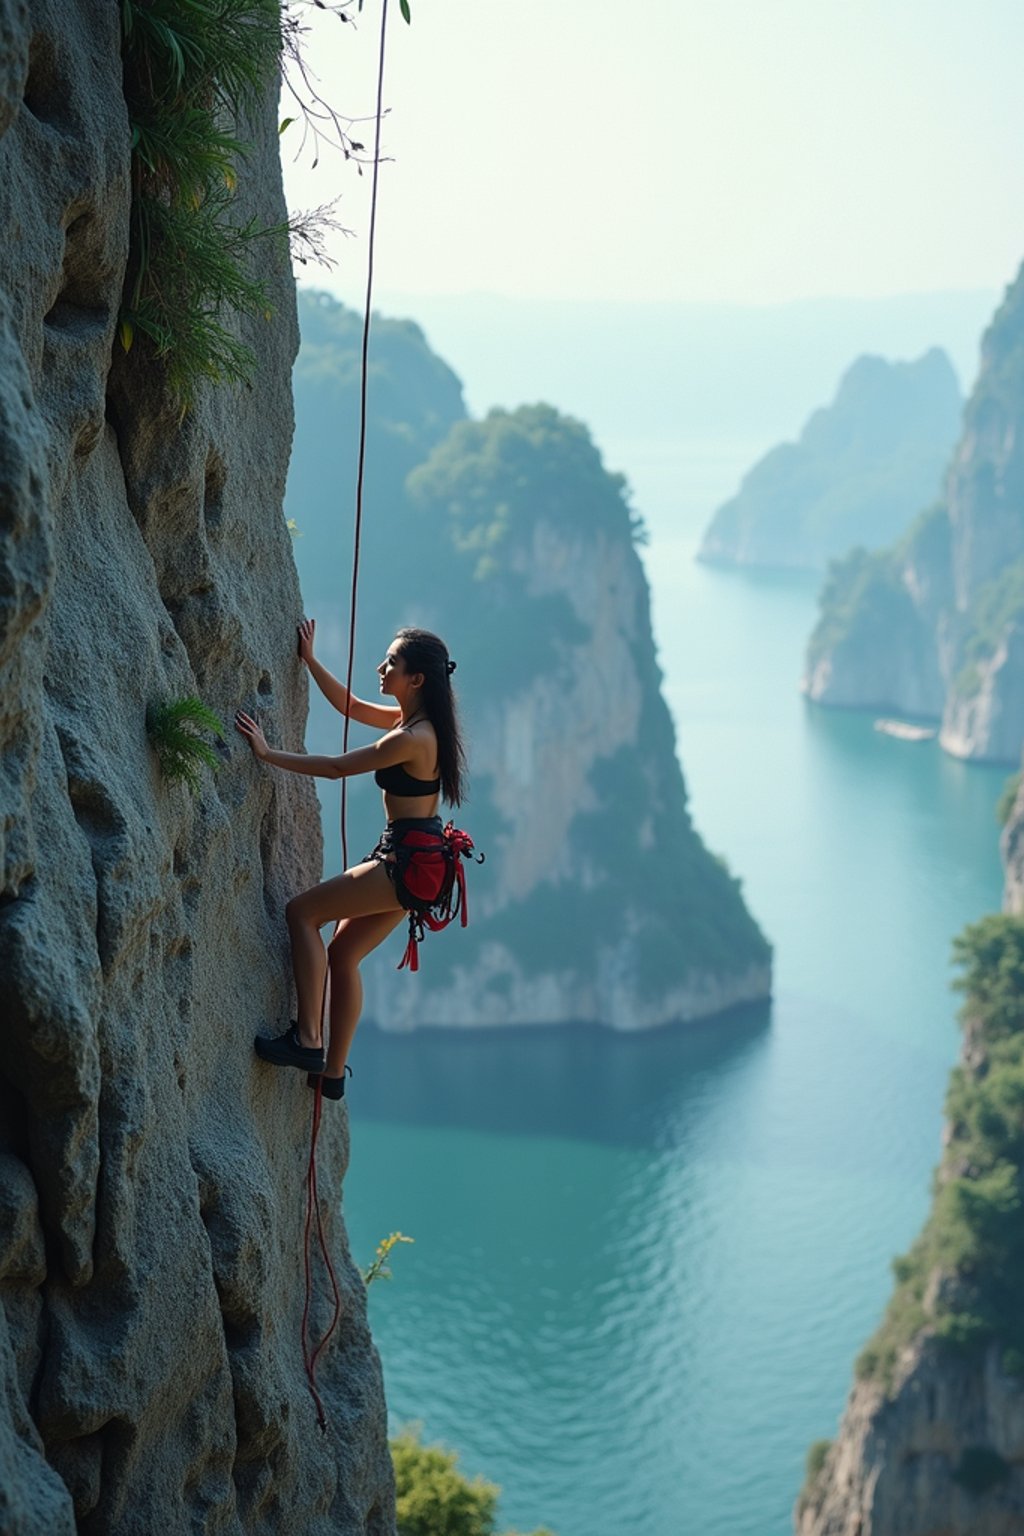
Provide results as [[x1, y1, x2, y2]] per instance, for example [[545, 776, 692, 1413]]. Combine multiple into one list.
[[307, 1064, 353, 1100], [254, 1023, 325, 1073]]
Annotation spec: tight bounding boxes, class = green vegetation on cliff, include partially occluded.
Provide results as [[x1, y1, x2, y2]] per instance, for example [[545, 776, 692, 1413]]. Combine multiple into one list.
[[856, 913, 1024, 1392], [806, 546, 907, 669], [119, 0, 286, 402]]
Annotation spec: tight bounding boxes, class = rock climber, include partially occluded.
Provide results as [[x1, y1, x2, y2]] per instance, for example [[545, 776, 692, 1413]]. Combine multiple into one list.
[[235, 620, 468, 1099]]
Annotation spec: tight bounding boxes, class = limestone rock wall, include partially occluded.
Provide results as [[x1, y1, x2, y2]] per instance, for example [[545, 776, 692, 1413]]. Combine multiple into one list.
[[0, 4, 393, 1532], [795, 1345, 1024, 1536]]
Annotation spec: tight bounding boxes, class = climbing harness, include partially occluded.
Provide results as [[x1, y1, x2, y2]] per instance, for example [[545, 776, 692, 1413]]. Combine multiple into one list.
[[390, 820, 482, 972]]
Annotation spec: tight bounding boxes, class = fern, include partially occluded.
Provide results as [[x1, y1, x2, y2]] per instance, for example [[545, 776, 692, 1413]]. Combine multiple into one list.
[[147, 696, 226, 792]]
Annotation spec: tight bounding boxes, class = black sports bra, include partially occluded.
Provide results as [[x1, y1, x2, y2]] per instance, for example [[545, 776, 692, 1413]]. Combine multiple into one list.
[[374, 762, 441, 796]]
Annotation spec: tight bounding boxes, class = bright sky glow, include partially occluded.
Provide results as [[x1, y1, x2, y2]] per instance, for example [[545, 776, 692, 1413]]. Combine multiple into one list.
[[281, 0, 1024, 308]]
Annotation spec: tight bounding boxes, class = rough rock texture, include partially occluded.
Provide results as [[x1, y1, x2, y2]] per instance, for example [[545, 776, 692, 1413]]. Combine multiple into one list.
[[0, 5, 393, 1533], [804, 265, 1024, 764], [700, 349, 962, 571], [795, 1345, 1024, 1536]]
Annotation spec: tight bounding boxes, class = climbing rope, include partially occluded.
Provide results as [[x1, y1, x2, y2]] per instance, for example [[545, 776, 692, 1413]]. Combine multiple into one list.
[[302, 0, 391, 1432]]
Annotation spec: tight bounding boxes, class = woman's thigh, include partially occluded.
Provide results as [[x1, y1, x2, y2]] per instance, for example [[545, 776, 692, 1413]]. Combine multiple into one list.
[[329, 909, 407, 968], [289, 860, 403, 928]]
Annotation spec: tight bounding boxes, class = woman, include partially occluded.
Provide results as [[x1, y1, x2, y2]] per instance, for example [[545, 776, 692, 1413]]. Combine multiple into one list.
[[235, 620, 466, 1099]]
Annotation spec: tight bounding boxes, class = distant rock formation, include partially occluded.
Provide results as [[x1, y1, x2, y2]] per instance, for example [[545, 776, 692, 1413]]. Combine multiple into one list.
[[0, 6, 392, 1533], [698, 349, 961, 571], [288, 293, 773, 1029], [804, 265, 1024, 765]]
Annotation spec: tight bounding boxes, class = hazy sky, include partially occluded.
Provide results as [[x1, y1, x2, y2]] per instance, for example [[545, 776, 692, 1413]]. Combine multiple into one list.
[[280, 0, 1024, 308]]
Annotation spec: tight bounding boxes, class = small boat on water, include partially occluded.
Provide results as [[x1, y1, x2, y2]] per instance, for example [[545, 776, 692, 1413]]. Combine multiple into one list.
[[873, 718, 937, 742]]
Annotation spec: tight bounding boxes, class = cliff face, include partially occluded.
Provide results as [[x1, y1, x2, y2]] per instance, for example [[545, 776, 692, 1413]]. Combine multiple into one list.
[[0, 8, 392, 1534], [795, 886, 1024, 1533], [287, 303, 772, 1029], [804, 267, 1024, 764], [795, 1346, 1024, 1536], [699, 349, 961, 572]]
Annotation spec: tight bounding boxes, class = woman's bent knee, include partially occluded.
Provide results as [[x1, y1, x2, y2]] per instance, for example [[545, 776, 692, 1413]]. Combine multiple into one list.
[[286, 893, 316, 929]]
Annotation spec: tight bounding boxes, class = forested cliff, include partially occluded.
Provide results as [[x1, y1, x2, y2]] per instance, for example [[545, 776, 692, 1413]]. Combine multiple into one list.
[[804, 265, 1024, 765], [0, 6, 392, 1532], [288, 291, 773, 1029]]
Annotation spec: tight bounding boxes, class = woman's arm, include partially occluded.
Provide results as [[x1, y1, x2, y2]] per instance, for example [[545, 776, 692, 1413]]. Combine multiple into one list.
[[298, 618, 400, 729], [234, 712, 414, 781]]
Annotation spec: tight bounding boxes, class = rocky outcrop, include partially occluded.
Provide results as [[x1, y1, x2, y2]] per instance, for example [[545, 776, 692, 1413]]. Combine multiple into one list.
[[804, 266, 1024, 765], [0, 6, 392, 1533], [699, 349, 961, 571], [794, 902, 1024, 1533], [287, 306, 773, 1029], [795, 1345, 1024, 1536]]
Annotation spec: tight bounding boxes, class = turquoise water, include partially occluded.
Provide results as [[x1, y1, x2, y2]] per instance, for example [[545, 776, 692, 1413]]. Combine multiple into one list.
[[341, 439, 1008, 1536]]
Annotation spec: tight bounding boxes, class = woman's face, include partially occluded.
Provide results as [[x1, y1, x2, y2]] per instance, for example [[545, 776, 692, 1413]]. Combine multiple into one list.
[[378, 641, 420, 699]]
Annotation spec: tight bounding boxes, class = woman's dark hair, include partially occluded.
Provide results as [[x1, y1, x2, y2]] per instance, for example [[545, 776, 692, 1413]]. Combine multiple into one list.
[[395, 627, 467, 806]]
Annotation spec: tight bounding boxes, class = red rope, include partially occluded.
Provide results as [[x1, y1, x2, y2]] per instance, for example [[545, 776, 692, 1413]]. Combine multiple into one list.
[[302, 0, 391, 1431]]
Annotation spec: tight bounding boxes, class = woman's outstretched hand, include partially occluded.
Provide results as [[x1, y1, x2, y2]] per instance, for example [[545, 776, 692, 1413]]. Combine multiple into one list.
[[297, 617, 316, 667], [235, 710, 270, 761]]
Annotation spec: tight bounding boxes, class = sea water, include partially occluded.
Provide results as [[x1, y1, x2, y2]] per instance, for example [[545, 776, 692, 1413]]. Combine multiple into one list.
[[339, 436, 1008, 1536]]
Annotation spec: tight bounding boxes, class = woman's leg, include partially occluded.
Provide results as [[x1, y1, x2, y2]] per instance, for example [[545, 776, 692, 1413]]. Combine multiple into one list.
[[324, 910, 406, 1076], [285, 861, 401, 1047]]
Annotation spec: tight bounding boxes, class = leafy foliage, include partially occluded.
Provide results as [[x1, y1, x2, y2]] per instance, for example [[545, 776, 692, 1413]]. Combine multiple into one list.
[[146, 696, 225, 792], [120, 0, 286, 405], [856, 914, 1024, 1393], [391, 1428, 553, 1536]]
